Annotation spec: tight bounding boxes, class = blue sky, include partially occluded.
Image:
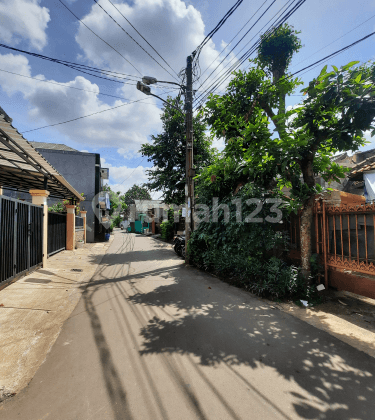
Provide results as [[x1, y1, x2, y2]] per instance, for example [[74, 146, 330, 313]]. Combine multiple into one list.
[[0, 0, 375, 197]]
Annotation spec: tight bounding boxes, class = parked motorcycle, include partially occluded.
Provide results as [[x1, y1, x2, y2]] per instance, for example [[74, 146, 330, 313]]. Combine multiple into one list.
[[173, 235, 185, 258]]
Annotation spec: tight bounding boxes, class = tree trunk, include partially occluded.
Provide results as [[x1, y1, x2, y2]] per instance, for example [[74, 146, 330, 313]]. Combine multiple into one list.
[[300, 158, 316, 283], [300, 195, 315, 282]]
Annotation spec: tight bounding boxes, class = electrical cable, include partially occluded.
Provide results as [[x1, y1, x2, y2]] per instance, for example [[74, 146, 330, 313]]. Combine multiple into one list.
[[291, 12, 375, 70], [0, 43, 141, 80], [119, 157, 146, 185], [290, 30, 375, 77], [193, 0, 298, 106], [0, 66, 193, 100], [57, 0, 142, 76], [0, 68, 135, 99], [198, 0, 269, 81], [91, 0, 178, 82], [194, 0, 294, 97], [21, 89, 176, 134], [195, 0, 277, 96], [195, 30, 375, 121], [105, 0, 179, 79], [194, 0, 306, 109], [192, 0, 244, 59], [194, 0, 304, 109]]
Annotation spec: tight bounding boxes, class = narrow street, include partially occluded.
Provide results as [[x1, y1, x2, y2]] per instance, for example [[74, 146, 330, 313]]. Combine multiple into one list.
[[1, 231, 374, 420]]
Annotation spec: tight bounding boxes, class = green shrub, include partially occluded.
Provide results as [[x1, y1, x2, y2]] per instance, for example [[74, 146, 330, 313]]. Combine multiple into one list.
[[111, 215, 122, 229], [161, 220, 174, 240], [188, 183, 317, 301]]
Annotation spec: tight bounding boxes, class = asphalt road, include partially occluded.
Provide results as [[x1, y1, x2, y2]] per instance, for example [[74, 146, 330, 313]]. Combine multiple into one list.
[[1, 231, 375, 420]]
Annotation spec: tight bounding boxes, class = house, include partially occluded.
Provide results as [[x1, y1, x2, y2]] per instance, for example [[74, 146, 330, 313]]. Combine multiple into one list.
[[0, 106, 84, 284], [347, 152, 375, 201], [2, 140, 109, 242], [280, 149, 375, 199]]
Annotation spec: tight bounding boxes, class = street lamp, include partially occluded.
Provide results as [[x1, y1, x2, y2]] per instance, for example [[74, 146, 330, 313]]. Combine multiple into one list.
[[142, 76, 183, 88], [136, 81, 184, 115]]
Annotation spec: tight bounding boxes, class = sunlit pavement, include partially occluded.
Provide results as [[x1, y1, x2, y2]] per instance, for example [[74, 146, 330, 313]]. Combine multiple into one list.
[[1, 231, 374, 420]]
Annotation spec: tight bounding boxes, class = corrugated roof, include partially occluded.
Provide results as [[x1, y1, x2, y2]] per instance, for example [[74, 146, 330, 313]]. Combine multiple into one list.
[[0, 112, 83, 201], [134, 200, 169, 211], [350, 155, 375, 178], [30, 141, 78, 152]]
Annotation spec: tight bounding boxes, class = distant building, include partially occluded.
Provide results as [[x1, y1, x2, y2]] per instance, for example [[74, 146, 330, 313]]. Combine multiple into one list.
[[31, 142, 109, 242]]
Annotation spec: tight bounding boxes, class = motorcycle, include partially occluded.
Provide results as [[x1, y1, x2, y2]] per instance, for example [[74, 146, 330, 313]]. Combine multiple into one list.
[[173, 235, 185, 258]]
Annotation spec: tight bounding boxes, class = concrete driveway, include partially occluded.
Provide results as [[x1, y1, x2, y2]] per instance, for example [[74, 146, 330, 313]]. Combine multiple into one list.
[[1, 231, 375, 419]]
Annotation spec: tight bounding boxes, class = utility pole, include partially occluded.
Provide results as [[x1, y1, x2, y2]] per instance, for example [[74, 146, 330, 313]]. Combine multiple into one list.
[[185, 55, 194, 263], [136, 63, 194, 263]]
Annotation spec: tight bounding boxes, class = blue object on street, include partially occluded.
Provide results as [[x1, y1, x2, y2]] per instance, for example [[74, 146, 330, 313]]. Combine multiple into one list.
[[105, 233, 110, 241]]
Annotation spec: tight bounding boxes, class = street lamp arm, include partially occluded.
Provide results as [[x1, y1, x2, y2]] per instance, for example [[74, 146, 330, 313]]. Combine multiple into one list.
[[157, 80, 184, 88], [150, 92, 185, 116]]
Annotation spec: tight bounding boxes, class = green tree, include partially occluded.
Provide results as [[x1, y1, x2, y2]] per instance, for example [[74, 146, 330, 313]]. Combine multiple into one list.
[[140, 96, 214, 205], [102, 184, 121, 216], [120, 184, 151, 206], [200, 24, 375, 281]]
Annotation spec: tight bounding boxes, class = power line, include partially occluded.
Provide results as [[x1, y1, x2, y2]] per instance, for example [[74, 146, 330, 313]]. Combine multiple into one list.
[[119, 157, 146, 185], [91, 0, 178, 82], [0, 68, 137, 99], [195, 30, 375, 120], [57, 0, 142, 76], [192, 0, 244, 59], [290, 30, 375, 77], [198, 0, 269, 81], [193, 0, 298, 107], [0, 43, 140, 81], [195, 0, 277, 96], [196, 0, 306, 108], [105, 0, 179, 79], [291, 12, 375, 70], [21, 89, 175, 134], [194, 0, 305, 110]]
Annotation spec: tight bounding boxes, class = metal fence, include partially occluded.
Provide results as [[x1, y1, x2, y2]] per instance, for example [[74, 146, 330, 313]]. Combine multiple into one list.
[[287, 200, 375, 287], [48, 212, 66, 256], [0, 196, 43, 285]]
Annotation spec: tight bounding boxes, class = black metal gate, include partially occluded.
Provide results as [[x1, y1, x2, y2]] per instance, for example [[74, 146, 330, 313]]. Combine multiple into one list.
[[0, 196, 43, 285], [48, 212, 66, 256]]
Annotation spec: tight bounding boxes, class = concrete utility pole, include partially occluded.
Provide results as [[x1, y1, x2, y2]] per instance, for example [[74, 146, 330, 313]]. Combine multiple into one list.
[[136, 62, 194, 263], [185, 55, 194, 263]]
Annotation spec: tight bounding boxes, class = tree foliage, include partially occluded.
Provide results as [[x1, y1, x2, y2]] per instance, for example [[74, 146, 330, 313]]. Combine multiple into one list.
[[199, 23, 375, 280], [120, 184, 151, 206], [140, 96, 214, 205]]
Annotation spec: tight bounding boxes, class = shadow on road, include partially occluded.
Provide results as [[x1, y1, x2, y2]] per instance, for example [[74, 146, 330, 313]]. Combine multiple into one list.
[[127, 274, 375, 419], [80, 232, 375, 419]]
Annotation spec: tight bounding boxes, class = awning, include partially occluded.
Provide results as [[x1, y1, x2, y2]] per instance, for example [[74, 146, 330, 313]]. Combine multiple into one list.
[[0, 111, 82, 201]]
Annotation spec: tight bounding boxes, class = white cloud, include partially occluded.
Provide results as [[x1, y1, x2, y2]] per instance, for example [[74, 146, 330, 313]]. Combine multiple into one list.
[[0, 1, 236, 156], [0, 53, 162, 153], [100, 157, 155, 195], [0, 0, 50, 50], [75, 0, 234, 92]]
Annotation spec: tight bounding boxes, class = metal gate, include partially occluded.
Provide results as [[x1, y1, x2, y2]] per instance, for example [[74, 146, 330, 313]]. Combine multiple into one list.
[[288, 200, 375, 288], [48, 212, 66, 256], [0, 196, 43, 285]]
